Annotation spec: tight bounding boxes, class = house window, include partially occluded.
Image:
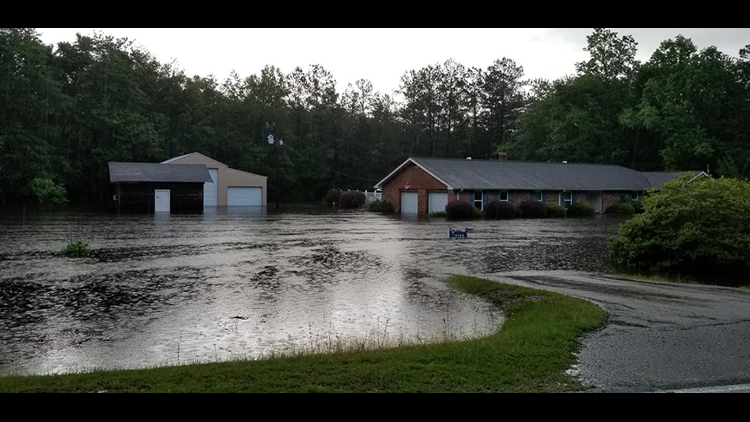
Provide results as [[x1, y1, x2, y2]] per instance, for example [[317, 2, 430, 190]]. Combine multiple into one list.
[[631, 191, 642, 202], [560, 192, 573, 209], [499, 191, 509, 202], [533, 191, 543, 202], [474, 191, 483, 210]]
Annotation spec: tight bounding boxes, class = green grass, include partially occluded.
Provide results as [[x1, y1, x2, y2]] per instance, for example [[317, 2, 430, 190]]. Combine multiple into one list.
[[614, 271, 698, 285], [427, 211, 446, 218], [740, 285, 750, 291], [0, 275, 606, 393], [60, 240, 91, 258]]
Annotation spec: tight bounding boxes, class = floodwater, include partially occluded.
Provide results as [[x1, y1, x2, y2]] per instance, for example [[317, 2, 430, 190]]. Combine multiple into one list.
[[0, 209, 622, 375]]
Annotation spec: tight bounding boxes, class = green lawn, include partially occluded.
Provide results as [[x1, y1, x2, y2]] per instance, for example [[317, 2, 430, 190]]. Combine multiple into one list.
[[0, 275, 606, 393]]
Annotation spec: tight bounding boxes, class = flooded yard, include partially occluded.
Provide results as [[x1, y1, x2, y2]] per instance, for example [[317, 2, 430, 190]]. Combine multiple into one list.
[[0, 209, 622, 375]]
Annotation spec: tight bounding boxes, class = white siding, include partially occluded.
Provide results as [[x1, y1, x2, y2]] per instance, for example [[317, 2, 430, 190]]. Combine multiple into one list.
[[204, 169, 218, 207], [428, 192, 448, 214], [400, 191, 418, 214], [227, 187, 263, 206]]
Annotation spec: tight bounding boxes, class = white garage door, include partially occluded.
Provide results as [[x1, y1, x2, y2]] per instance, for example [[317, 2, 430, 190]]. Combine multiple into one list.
[[227, 187, 263, 206], [428, 192, 448, 214], [204, 169, 218, 207], [400, 191, 418, 215]]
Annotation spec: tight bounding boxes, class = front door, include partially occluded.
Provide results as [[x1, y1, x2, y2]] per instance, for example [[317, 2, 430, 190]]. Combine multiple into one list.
[[155, 189, 171, 213]]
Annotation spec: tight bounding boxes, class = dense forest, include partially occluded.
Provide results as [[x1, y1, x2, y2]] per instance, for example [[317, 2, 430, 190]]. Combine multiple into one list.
[[1, 28, 749, 206]]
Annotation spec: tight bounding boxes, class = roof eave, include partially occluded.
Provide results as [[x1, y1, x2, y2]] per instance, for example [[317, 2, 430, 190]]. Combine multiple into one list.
[[374, 158, 454, 190]]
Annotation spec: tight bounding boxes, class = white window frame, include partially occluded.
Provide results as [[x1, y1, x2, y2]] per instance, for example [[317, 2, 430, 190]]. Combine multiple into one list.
[[499, 191, 509, 202], [560, 191, 573, 208], [631, 191, 642, 202], [474, 190, 483, 210], [533, 191, 543, 202]]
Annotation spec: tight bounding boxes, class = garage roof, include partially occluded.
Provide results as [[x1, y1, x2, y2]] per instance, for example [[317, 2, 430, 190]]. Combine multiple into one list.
[[109, 162, 213, 183]]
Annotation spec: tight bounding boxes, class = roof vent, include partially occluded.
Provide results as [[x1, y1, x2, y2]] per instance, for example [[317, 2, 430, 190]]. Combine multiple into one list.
[[466, 157, 472, 160]]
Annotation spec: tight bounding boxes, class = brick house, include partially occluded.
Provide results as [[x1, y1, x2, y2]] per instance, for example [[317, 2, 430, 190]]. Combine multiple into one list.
[[375, 156, 707, 216]]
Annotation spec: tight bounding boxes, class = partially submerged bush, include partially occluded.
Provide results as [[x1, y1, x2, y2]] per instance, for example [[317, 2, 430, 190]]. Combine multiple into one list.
[[368, 200, 395, 213], [606, 202, 636, 215], [519, 200, 546, 218], [546, 204, 566, 218], [325, 188, 342, 205], [445, 200, 474, 220], [61, 241, 91, 258], [631, 199, 644, 214], [473, 207, 483, 219], [484, 200, 516, 219], [338, 190, 366, 209], [428, 211, 446, 218], [567, 202, 595, 217], [610, 176, 750, 280], [30, 177, 68, 205]]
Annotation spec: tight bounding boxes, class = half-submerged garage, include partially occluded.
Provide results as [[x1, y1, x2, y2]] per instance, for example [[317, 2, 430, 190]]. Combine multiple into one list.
[[162, 153, 267, 207], [109, 162, 213, 214]]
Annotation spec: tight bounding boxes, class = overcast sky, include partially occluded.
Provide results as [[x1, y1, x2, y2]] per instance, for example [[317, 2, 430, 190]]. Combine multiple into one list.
[[37, 28, 749, 95]]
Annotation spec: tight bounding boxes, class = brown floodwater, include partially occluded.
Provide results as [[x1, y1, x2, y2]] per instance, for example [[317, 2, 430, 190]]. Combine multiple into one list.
[[0, 208, 621, 375]]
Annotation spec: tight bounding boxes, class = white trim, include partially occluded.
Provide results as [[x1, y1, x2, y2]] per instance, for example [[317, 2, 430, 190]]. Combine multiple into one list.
[[498, 191, 509, 202], [533, 191, 543, 202], [473, 190, 484, 211], [374, 158, 453, 190]]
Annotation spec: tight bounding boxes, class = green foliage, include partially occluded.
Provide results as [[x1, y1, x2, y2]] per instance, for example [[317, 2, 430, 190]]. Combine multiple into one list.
[[609, 176, 750, 280], [338, 191, 366, 209], [519, 200, 546, 218], [325, 188, 342, 205], [29, 178, 67, 205], [445, 200, 474, 220], [630, 199, 644, 214], [546, 204, 566, 218], [0, 276, 605, 393], [427, 210, 446, 218], [606, 202, 636, 215], [473, 207, 483, 219], [61, 241, 91, 258], [367, 200, 394, 214], [567, 202, 595, 217], [484, 200, 516, 219]]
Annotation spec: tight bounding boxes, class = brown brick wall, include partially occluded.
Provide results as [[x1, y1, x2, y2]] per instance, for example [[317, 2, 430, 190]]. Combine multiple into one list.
[[381, 164, 448, 214], [512, 191, 531, 207], [603, 191, 629, 212], [546, 191, 560, 205]]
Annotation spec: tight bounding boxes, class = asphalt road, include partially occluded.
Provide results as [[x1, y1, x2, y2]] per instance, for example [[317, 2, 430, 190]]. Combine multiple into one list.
[[479, 271, 750, 393]]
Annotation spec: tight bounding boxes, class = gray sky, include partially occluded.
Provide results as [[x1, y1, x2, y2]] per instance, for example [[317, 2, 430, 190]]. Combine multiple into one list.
[[37, 28, 749, 95]]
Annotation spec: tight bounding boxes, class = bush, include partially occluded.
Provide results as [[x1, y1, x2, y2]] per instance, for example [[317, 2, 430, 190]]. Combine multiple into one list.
[[609, 176, 750, 280], [428, 211, 446, 218], [567, 202, 595, 217], [30, 177, 67, 205], [61, 241, 91, 258], [519, 200, 547, 218], [631, 199, 644, 214], [325, 188, 342, 205], [445, 200, 474, 220], [546, 204, 566, 218], [367, 200, 395, 213], [473, 207, 483, 219], [484, 200, 516, 219], [338, 190, 366, 209], [606, 202, 636, 215]]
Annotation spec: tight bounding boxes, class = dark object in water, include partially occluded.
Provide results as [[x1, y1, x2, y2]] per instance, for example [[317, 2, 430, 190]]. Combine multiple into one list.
[[231, 316, 249, 320], [450, 228, 470, 239]]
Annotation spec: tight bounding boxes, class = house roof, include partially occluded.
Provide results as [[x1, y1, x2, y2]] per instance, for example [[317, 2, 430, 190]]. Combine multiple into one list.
[[375, 157, 704, 191], [642, 171, 704, 189], [162, 152, 229, 168], [109, 162, 213, 183]]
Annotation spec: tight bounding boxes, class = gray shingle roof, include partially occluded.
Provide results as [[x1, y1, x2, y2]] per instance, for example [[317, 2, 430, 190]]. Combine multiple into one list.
[[642, 171, 702, 189], [109, 162, 213, 183], [380, 157, 700, 191]]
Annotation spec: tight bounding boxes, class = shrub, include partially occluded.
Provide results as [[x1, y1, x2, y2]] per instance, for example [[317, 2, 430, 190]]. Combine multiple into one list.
[[30, 178, 67, 205], [567, 202, 595, 217], [519, 200, 547, 218], [325, 188, 342, 205], [338, 190, 366, 209], [606, 202, 636, 215], [546, 204, 566, 218], [445, 200, 474, 220], [61, 241, 91, 258], [368, 200, 395, 213], [473, 207, 483, 219], [631, 199, 644, 214], [610, 176, 750, 280], [428, 211, 446, 218], [484, 200, 516, 219]]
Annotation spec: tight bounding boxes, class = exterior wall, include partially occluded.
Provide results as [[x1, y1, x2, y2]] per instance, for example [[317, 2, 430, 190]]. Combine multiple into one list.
[[575, 191, 589, 205], [116, 182, 204, 214], [512, 191, 531, 207], [380, 164, 447, 214], [603, 191, 630, 212], [545, 191, 560, 205], [167, 153, 267, 206]]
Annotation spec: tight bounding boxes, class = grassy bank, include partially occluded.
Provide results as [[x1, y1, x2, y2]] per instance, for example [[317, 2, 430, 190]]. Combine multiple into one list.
[[0, 275, 606, 393]]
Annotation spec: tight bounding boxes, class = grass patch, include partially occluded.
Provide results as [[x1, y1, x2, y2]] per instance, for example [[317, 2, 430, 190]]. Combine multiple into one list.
[[740, 285, 750, 291], [614, 271, 699, 285], [60, 241, 91, 258], [427, 211, 446, 218], [0, 275, 605, 393]]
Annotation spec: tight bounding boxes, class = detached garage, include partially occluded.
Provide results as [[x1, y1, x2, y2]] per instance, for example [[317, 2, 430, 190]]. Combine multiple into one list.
[[163, 153, 267, 207]]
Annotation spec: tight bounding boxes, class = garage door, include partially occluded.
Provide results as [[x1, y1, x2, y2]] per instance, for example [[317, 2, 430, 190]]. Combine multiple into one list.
[[400, 191, 418, 215], [428, 192, 448, 214], [227, 187, 263, 206], [204, 169, 218, 207]]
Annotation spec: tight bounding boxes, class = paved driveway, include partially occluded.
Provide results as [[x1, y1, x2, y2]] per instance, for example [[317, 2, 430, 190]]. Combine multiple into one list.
[[478, 271, 750, 392]]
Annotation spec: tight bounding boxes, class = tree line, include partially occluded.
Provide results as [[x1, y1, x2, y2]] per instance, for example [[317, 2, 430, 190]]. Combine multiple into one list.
[[1, 28, 749, 206]]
